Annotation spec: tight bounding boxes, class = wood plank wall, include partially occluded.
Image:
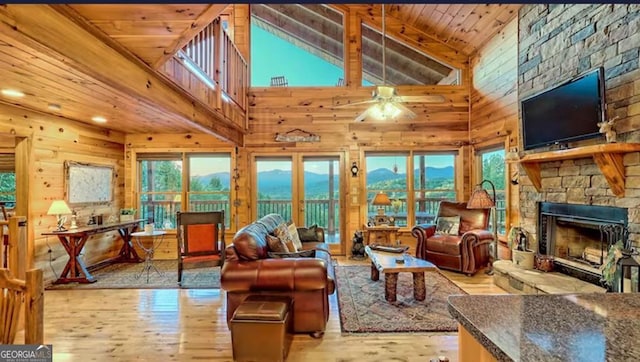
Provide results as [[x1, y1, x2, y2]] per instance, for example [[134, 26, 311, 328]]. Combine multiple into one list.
[[469, 18, 520, 227], [0, 102, 125, 284], [247, 85, 471, 253]]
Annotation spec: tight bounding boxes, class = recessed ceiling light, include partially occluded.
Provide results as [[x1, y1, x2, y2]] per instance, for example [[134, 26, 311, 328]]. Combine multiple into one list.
[[48, 103, 62, 111], [91, 116, 107, 123], [1, 89, 25, 97]]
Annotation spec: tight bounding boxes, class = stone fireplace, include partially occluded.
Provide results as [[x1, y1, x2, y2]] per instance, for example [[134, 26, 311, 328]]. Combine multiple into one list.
[[538, 202, 628, 285]]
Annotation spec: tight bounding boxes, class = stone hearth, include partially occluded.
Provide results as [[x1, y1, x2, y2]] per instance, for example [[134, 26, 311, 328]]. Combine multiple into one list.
[[493, 260, 606, 295]]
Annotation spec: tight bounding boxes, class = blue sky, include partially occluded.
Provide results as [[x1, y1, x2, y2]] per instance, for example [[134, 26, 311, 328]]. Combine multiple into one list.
[[251, 24, 344, 86]]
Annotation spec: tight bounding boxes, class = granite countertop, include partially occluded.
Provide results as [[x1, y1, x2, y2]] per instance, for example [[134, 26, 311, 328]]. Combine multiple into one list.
[[448, 293, 640, 362]]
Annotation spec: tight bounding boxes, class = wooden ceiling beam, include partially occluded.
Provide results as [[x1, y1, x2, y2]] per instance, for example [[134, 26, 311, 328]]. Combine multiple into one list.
[[152, 4, 229, 69], [252, 4, 343, 44], [0, 4, 243, 145]]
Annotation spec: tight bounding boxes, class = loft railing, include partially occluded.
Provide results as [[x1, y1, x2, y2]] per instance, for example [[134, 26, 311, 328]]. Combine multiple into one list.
[[179, 19, 248, 113], [219, 25, 248, 111]]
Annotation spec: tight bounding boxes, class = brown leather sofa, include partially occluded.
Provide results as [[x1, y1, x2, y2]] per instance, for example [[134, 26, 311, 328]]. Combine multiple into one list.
[[411, 201, 493, 275], [220, 214, 335, 337]]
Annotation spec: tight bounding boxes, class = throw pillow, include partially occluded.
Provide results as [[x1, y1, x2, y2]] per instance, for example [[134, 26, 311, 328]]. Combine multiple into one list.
[[298, 224, 319, 242], [266, 234, 289, 253], [287, 222, 304, 251], [274, 223, 298, 252], [267, 249, 316, 259], [435, 216, 461, 235]]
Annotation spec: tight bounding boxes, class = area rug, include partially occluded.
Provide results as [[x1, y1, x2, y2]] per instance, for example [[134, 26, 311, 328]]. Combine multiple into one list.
[[46, 260, 220, 290], [335, 265, 466, 333]]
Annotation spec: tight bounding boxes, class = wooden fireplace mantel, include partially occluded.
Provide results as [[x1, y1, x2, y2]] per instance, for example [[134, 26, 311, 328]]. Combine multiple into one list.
[[519, 143, 640, 197]]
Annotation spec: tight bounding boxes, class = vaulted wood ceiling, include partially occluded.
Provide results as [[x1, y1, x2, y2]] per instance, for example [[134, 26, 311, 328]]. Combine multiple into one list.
[[0, 4, 520, 142]]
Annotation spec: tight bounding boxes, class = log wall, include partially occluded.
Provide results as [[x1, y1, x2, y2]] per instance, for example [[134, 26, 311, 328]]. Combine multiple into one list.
[[469, 18, 520, 229], [0, 102, 125, 284]]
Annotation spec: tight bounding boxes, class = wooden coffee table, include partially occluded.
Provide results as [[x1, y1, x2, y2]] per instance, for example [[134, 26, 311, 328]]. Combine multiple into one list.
[[365, 246, 438, 302]]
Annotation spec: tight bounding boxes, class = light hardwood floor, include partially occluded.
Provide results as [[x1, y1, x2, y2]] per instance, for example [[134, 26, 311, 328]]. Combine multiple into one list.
[[34, 257, 507, 361]]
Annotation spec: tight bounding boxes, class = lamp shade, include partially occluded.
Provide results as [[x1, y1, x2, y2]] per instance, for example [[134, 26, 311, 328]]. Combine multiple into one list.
[[47, 200, 72, 215], [467, 186, 495, 209], [372, 191, 391, 206]]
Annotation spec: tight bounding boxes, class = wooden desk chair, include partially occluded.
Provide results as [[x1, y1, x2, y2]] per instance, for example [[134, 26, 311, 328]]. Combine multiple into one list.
[[176, 211, 225, 285], [0, 268, 44, 344]]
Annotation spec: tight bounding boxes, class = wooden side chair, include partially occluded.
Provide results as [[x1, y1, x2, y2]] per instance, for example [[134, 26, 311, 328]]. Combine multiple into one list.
[[176, 211, 225, 285], [1, 268, 44, 344]]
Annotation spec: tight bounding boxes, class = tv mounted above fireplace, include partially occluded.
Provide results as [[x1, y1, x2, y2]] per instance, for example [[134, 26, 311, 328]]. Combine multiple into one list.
[[521, 67, 606, 150]]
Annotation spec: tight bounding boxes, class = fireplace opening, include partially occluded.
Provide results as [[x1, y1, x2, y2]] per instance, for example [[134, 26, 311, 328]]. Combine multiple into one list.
[[538, 202, 628, 286]]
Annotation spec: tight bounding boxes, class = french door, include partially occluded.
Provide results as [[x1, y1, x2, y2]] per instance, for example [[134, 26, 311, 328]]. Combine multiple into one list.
[[253, 153, 345, 254]]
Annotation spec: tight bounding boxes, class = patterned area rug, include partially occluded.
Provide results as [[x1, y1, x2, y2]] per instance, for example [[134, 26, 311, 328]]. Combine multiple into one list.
[[335, 265, 466, 333], [46, 259, 220, 290]]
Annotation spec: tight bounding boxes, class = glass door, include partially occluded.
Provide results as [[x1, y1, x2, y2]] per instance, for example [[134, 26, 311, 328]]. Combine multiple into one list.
[[301, 156, 342, 250], [253, 153, 345, 255], [255, 157, 293, 220]]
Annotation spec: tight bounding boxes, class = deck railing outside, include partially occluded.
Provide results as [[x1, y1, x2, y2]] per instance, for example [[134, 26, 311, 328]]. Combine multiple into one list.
[[140, 196, 507, 235]]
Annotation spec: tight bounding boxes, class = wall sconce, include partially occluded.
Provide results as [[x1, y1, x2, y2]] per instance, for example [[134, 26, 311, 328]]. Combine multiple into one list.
[[350, 162, 359, 177]]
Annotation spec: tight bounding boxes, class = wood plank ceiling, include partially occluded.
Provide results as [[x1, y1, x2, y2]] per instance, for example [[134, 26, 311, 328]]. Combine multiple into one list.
[[0, 4, 520, 138]]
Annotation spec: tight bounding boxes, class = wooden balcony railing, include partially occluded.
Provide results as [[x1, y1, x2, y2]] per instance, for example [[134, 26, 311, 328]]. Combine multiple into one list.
[[180, 19, 248, 113]]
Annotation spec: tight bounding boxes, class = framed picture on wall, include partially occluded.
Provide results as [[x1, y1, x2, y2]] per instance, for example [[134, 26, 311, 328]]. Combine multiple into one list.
[[64, 161, 114, 205]]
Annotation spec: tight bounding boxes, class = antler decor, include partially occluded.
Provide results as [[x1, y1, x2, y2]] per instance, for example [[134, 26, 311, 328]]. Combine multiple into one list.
[[275, 128, 320, 142]]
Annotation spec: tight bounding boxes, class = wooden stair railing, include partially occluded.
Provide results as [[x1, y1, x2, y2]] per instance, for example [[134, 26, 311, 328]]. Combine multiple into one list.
[[0, 268, 44, 344]]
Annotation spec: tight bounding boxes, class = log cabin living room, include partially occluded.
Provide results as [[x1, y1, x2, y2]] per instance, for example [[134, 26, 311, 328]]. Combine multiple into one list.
[[1, 3, 640, 361]]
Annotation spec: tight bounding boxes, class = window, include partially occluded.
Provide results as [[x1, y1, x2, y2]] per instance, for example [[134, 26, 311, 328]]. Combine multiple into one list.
[[0, 153, 15, 206], [138, 153, 232, 229], [251, 4, 345, 87], [361, 23, 458, 86], [413, 154, 456, 225], [188, 154, 232, 221], [479, 148, 506, 235], [366, 153, 408, 226], [365, 151, 456, 228], [139, 155, 183, 229]]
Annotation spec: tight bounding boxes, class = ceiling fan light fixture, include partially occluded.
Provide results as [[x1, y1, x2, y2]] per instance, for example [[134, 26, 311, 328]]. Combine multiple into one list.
[[369, 101, 402, 120], [375, 86, 396, 99]]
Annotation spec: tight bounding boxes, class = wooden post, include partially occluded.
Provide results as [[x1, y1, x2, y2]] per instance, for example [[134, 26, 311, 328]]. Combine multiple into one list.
[[24, 268, 44, 344], [7, 216, 27, 280]]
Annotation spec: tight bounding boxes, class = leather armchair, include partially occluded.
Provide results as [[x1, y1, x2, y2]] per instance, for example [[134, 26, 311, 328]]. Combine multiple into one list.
[[412, 201, 493, 275], [221, 214, 335, 337]]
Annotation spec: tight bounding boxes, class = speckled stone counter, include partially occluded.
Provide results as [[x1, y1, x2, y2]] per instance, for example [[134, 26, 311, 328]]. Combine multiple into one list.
[[448, 293, 640, 361]]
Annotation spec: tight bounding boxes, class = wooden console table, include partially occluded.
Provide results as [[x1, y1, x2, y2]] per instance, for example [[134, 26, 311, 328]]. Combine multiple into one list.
[[42, 219, 144, 284]]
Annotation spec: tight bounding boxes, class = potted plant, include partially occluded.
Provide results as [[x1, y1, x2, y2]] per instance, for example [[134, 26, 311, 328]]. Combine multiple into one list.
[[120, 208, 136, 222]]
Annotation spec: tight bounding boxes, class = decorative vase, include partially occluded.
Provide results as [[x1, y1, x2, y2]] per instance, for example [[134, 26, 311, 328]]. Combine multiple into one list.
[[512, 249, 535, 270]]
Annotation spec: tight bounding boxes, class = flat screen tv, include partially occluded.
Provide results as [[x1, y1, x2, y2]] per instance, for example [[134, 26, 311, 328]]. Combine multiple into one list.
[[521, 67, 605, 150]]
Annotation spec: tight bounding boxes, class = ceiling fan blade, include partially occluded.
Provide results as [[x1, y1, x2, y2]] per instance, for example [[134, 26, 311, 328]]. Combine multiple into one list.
[[332, 99, 377, 108], [398, 95, 446, 103], [394, 102, 417, 119], [355, 108, 370, 122]]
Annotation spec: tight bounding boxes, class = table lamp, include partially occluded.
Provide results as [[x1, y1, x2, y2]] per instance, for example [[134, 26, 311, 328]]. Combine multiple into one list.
[[372, 191, 391, 216], [47, 200, 72, 231], [467, 179, 497, 275]]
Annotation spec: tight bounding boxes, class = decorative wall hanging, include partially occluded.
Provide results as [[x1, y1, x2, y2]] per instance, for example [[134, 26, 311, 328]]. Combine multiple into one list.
[[275, 128, 320, 142], [64, 161, 114, 205]]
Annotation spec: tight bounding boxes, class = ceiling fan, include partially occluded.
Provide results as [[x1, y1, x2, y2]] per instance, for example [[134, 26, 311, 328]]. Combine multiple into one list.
[[333, 4, 445, 122]]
